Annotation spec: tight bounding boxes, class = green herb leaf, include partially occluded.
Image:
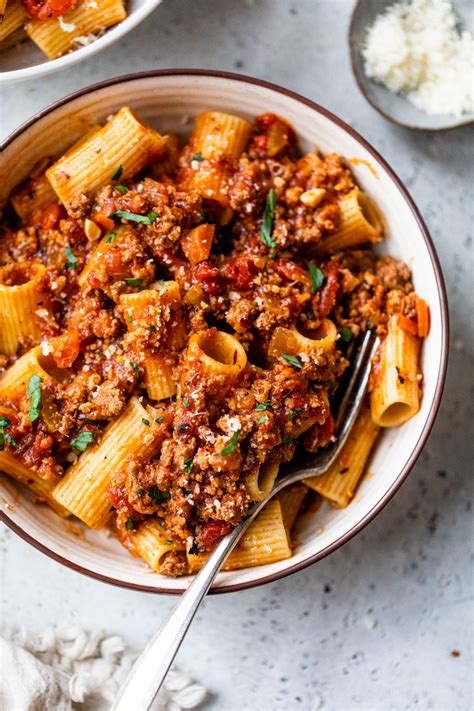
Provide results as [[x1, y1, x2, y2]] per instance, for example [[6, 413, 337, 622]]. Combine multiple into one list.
[[129, 361, 139, 376], [4, 433, 16, 447], [70, 430, 95, 452], [64, 246, 78, 270], [183, 396, 189, 408], [308, 263, 325, 293], [261, 189, 277, 249], [192, 152, 203, 162], [125, 516, 134, 530], [257, 415, 267, 425], [183, 458, 194, 474], [124, 277, 143, 287], [255, 401, 272, 412], [142, 418, 150, 426], [289, 407, 303, 421], [150, 489, 171, 501], [218, 430, 239, 456], [149, 324, 157, 333], [0, 416, 10, 430], [0, 434, 4, 451], [111, 210, 159, 225], [106, 232, 116, 244], [283, 433, 295, 445], [155, 416, 164, 424], [111, 165, 123, 181], [340, 326, 353, 343], [115, 185, 129, 194], [27, 374, 43, 421], [165, 540, 173, 545], [281, 353, 303, 369]]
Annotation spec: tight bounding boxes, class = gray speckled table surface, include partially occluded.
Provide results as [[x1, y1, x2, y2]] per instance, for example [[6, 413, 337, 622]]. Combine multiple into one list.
[[1, 1, 473, 709]]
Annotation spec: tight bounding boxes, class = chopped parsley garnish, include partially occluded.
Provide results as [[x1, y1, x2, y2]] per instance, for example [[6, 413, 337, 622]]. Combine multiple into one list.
[[0, 416, 10, 429], [255, 401, 272, 412], [124, 277, 143, 287], [149, 324, 157, 333], [289, 407, 303, 421], [192, 152, 203, 162], [64, 246, 78, 270], [111, 210, 158, 225], [4, 433, 16, 448], [261, 189, 277, 249], [183, 458, 194, 474], [281, 353, 303, 369], [106, 232, 116, 243], [165, 540, 173, 545], [125, 516, 134, 530], [0, 416, 14, 451], [127, 315, 133, 323], [111, 165, 123, 181], [115, 185, 129, 194], [340, 327, 353, 343], [129, 361, 139, 376], [257, 415, 267, 425], [308, 263, 325, 293], [283, 433, 295, 445], [142, 418, 150, 426], [158, 279, 165, 286], [218, 431, 239, 456], [27, 374, 43, 421], [150, 489, 171, 501], [155, 416, 164, 424], [183, 396, 190, 408], [70, 430, 95, 452]]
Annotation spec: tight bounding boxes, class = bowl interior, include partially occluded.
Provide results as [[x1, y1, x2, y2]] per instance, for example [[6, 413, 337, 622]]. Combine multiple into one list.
[[0, 73, 447, 593], [0, 0, 162, 84], [349, 0, 474, 130]]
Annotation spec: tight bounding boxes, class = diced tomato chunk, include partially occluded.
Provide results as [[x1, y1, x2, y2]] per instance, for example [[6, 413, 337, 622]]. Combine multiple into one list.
[[193, 261, 222, 295], [318, 262, 340, 317], [199, 520, 233, 551], [104, 248, 131, 278], [223, 255, 258, 290], [40, 202, 64, 230], [181, 224, 215, 266], [50, 329, 81, 368], [22, 0, 76, 20]]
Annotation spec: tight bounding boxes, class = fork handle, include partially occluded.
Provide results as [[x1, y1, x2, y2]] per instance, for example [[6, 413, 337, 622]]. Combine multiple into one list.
[[110, 504, 261, 711]]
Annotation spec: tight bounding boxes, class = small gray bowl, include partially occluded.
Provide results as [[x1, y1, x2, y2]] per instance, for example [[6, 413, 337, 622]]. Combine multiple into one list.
[[349, 0, 474, 130]]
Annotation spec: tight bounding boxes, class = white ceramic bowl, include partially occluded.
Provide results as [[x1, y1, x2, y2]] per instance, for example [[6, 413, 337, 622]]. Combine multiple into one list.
[[0, 71, 448, 594], [0, 0, 161, 84]]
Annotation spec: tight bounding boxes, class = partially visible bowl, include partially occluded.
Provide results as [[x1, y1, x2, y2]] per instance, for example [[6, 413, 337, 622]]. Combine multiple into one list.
[[0, 0, 162, 84], [0, 70, 448, 594], [349, 0, 474, 131]]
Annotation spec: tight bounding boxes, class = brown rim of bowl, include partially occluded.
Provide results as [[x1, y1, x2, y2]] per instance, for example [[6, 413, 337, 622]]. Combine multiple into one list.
[[348, 3, 474, 132], [0, 69, 449, 595]]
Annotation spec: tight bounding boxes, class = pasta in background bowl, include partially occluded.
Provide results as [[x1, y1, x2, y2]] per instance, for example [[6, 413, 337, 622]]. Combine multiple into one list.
[[0, 0, 162, 83], [0, 71, 448, 594]]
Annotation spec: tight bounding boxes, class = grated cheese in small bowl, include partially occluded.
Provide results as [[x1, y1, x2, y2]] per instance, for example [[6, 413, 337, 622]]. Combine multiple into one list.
[[362, 0, 474, 117]]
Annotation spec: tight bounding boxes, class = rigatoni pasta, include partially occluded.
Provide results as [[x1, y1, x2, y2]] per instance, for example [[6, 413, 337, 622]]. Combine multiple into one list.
[[0, 107, 429, 577], [0, 0, 128, 60]]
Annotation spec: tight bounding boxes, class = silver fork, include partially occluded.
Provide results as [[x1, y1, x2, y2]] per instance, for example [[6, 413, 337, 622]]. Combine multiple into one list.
[[111, 330, 378, 711]]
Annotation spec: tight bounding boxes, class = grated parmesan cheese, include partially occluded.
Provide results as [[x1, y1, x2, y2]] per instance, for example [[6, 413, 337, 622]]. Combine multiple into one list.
[[58, 16, 76, 32], [362, 0, 474, 116]]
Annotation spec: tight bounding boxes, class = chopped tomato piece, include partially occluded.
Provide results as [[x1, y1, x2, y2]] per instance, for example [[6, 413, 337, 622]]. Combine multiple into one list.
[[50, 329, 81, 368], [223, 255, 258, 290], [274, 258, 311, 290], [94, 213, 116, 232], [104, 248, 131, 278], [193, 261, 222, 295], [398, 314, 418, 337], [40, 202, 64, 230], [21, 0, 76, 20], [416, 297, 430, 338], [181, 224, 215, 266], [199, 521, 233, 551], [107, 485, 134, 514], [318, 262, 340, 317]]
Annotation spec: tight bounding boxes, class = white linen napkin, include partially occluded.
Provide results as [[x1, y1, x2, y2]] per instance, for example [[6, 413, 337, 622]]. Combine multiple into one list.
[[1, 627, 208, 711]]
